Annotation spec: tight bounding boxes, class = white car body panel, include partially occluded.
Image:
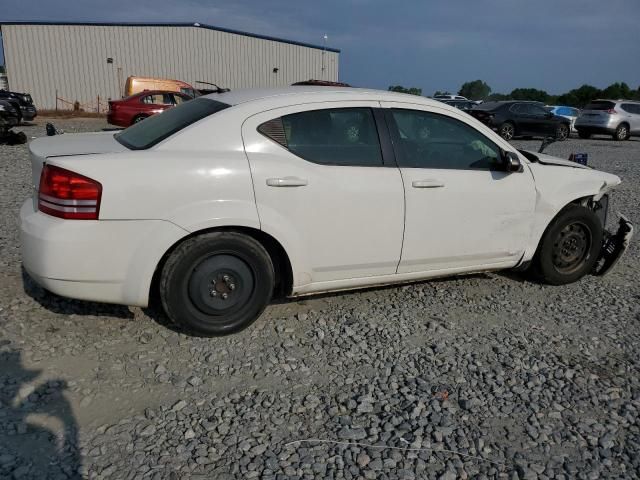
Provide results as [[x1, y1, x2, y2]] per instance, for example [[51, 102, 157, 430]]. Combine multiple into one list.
[[242, 101, 405, 289], [19, 87, 624, 308], [381, 101, 537, 273]]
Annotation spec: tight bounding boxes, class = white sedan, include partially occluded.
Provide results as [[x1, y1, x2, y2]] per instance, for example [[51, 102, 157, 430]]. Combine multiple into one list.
[[20, 87, 632, 335]]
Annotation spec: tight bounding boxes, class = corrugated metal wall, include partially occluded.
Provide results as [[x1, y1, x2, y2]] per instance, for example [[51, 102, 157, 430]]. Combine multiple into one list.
[[1, 24, 340, 109]]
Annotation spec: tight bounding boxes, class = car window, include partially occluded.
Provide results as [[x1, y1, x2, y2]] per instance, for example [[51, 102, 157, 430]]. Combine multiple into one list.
[[115, 98, 230, 150], [621, 103, 639, 114], [585, 101, 615, 111], [509, 103, 523, 113], [172, 94, 189, 105], [528, 105, 548, 116], [258, 108, 383, 167], [141, 94, 170, 105], [389, 109, 502, 171]]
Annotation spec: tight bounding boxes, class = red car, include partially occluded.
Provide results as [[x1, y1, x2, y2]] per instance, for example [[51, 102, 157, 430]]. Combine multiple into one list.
[[107, 90, 192, 127]]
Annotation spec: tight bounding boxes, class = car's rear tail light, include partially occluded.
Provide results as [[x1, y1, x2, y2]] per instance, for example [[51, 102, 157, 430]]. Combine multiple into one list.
[[38, 165, 102, 220], [606, 108, 617, 114]]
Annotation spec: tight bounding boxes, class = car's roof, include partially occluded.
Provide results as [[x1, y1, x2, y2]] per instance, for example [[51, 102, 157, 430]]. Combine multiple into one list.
[[592, 98, 640, 103], [202, 87, 448, 109]]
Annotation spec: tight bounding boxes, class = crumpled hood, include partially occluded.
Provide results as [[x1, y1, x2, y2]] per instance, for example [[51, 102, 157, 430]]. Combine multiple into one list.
[[522, 150, 591, 170]]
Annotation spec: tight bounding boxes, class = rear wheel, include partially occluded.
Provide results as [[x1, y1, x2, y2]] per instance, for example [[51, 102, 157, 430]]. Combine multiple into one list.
[[577, 129, 591, 139], [499, 122, 515, 141], [532, 205, 603, 285], [160, 232, 274, 336], [613, 123, 629, 141], [132, 114, 147, 125], [555, 124, 569, 141]]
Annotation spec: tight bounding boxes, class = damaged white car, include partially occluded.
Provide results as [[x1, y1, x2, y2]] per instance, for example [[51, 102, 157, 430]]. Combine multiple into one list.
[[20, 88, 633, 335]]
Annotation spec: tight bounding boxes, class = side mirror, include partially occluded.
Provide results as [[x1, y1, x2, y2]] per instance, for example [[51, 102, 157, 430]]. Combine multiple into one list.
[[503, 151, 523, 172]]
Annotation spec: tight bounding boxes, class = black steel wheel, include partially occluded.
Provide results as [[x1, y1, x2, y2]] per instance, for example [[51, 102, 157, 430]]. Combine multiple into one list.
[[532, 205, 603, 285], [160, 232, 274, 336], [499, 122, 515, 141]]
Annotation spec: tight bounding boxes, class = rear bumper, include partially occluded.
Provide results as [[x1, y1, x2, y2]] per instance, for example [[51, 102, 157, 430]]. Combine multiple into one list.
[[107, 112, 129, 127], [21, 107, 37, 121], [575, 125, 616, 135], [20, 200, 188, 306]]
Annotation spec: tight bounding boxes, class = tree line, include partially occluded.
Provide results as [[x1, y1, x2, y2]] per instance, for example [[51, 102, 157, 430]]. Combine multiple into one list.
[[389, 80, 640, 107]]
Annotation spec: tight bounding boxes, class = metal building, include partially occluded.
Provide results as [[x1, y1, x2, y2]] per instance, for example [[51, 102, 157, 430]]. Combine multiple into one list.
[[0, 21, 340, 110]]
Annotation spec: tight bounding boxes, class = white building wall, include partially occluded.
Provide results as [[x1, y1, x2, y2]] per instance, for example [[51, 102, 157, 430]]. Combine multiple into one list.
[[1, 23, 340, 109]]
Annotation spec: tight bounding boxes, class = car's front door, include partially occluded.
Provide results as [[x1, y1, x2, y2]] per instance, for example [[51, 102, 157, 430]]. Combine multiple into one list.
[[524, 104, 557, 136], [380, 102, 537, 274], [242, 102, 405, 287]]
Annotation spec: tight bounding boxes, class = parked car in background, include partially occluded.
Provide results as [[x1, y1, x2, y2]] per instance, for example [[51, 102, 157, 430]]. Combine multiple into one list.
[[124, 76, 199, 98], [434, 94, 468, 101], [468, 101, 570, 141], [575, 99, 640, 141], [21, 88, 632, 336], [439, 99, 477, 111], [107, 90, 193, 127], [0, 89, 37, 123], [547, 106, 580, 132], [0, 99, 20, 129]]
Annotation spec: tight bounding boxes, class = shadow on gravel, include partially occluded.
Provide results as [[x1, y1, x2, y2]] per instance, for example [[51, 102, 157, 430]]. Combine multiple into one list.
[[0, 345, 82, 479], [21, 267, 134, 319]]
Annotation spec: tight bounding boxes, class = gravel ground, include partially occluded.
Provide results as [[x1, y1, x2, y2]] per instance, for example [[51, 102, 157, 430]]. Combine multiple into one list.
[[1, 119, 639, 480]]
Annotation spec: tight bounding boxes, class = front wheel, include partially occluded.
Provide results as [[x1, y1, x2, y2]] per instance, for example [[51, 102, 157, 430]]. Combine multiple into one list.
[[532, 205, 603, 285], [160, 232, 274, 336], [555, 124, 569, 141]]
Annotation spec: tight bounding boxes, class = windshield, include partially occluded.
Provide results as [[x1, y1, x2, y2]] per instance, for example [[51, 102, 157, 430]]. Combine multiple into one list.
[[115, 98, 230, 150]]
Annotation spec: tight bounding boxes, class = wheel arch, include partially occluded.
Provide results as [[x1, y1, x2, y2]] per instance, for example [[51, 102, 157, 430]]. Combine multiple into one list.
[[149, 225, 294, 306]]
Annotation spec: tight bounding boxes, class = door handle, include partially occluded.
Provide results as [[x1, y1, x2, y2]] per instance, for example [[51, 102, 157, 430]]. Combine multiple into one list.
[[266, 177, 308, 187], [412, 179, 445, 188]]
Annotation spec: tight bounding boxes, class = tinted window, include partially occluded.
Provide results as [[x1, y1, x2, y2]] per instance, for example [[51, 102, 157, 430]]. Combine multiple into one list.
[[509, 103, 524, 113], [621, 103, 640, 114], [585, 101, 615, 110], [141, 94, 172, 105], [528, 105, 550, 116], [390, 109, 502, 170], [259, 108, 383, 167], [115, 98, 230, 150]]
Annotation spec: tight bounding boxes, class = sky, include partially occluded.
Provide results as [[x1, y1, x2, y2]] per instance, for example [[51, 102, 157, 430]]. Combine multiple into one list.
[[1, 0, 639, 96]]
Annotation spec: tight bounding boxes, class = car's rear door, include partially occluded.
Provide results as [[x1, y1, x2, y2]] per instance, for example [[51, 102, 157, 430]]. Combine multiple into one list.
[[242, 102, 405, 287], [380, 102, 537, 274]]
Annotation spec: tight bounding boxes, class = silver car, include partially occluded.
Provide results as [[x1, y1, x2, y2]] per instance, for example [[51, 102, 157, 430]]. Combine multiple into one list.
[[575, 99, 640, 140]]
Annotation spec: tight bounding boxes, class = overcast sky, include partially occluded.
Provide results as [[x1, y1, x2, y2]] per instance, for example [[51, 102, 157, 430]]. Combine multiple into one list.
[[1, 0, 639, 95]]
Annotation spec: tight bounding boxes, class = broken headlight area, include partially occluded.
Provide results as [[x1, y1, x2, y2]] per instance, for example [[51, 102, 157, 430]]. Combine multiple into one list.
[[593, 214, 634, 276]]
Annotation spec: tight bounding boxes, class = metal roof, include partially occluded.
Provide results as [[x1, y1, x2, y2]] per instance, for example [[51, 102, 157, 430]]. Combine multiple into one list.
[[0, 21, 341, 53]]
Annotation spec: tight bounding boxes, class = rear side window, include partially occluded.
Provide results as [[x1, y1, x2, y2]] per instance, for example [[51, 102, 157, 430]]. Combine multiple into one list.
[[389, 109, 502, 171], [258, 108, 383, 167], [115, 98, 230, 150], [621, 104, 640, 114], [585, 101, 615, 110]]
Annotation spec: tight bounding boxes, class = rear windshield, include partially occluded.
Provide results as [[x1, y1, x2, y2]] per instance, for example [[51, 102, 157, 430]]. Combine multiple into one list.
[[115, 98, 230, 150], [472, 102, 502, 111], [584, 101, 615, 111]]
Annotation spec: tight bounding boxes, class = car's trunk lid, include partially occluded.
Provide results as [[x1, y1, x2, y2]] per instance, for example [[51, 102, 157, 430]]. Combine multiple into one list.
[[28, 131, 126, 191]]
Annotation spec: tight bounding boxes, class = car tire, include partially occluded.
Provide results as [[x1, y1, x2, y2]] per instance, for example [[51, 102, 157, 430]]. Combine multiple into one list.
[[613, 123, 629, 141], [577, 129, 591, 139], [159, 232, 274, 336], [499, 122, 515, 141], [555, 124, 569, 141], [132, 115, 147, 125], [532, 205, 603, 285]]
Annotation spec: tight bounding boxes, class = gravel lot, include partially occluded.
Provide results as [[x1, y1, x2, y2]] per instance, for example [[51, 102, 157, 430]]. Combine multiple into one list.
[[1, 118, 639, 480]]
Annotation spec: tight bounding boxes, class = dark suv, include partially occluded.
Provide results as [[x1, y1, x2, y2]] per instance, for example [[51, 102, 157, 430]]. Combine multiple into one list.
[[0, 90, 37, 123], [468, 101, 570, 141]]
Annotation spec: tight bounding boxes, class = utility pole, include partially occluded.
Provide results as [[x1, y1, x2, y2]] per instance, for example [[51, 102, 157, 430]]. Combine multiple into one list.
[[321, 34, 328, 79]]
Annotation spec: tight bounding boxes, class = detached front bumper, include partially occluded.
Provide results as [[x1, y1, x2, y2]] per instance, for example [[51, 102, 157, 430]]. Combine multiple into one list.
[[593, 215, 634, 276]]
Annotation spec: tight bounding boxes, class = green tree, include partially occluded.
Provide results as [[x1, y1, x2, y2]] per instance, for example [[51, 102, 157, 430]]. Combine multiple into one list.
[[556, 84, 601, 107], [601, 82, 633, 100], [388, 85, 422, 96], [509, 88, 549, 103], [458, 80, 491, 100], [486, 92, 509, 101]]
